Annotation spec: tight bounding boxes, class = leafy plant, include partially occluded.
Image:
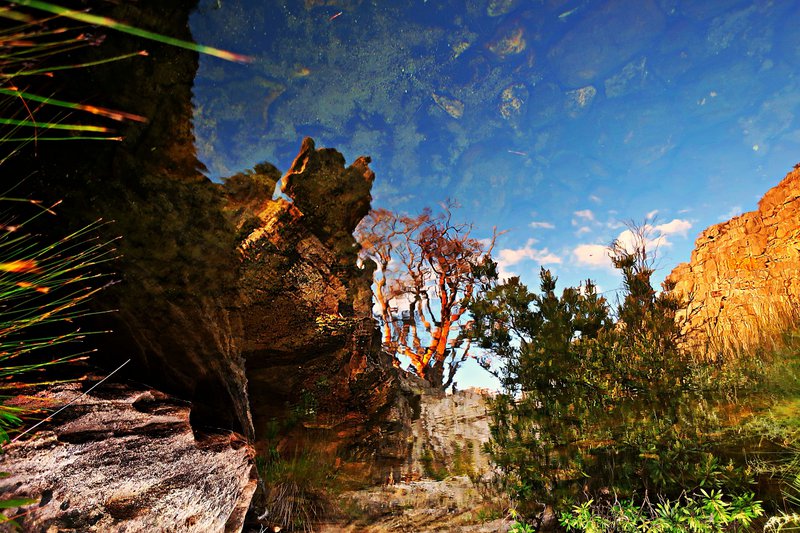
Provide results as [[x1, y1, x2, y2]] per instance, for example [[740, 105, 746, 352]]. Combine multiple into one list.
[[0, 211, 115, 436], [420, 446, 448, 481], [472, 503, 504, 522], [508, 507, 537, 533], [451, 441, 476, 477], [559, 489, 763, 532], [467, 227, 780, 522], [509, 520, 536, 533]]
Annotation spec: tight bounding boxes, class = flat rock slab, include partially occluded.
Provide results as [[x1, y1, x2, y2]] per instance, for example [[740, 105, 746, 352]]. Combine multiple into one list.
[[0, 381, 257, 532], [319, 476, 513, 533]]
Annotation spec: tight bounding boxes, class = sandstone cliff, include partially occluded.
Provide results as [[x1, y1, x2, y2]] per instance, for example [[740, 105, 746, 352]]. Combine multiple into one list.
[[667, 166, 800, 356]]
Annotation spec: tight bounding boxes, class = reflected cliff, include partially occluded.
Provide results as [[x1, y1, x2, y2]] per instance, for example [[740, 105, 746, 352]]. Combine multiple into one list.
[[5, 1, 416, 483]]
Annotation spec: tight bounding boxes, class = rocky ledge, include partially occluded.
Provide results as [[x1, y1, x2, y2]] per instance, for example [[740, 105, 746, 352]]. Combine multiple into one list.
[[0, 380, 257, 532]]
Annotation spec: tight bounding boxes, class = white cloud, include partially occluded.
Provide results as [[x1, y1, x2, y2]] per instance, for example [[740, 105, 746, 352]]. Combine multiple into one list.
[[496, 240, 562, 279], [718, 205, 742, 221], [574, 209, 595, 221], [529, 221, 555, 229], [654, 218, 692, 237], [589, 195, 602, 204], [496, 265, 518, 281], [497, 239, 562, 267], [575, 226, 592, 236], [614, 218, 693, 253], [646, 209, 659, 219], [496, 245, 560, 281], [615, 228, 654, 252], [573, 244, 612, 269], [573, 218, 693, 269], [606, 220, 626, 230]]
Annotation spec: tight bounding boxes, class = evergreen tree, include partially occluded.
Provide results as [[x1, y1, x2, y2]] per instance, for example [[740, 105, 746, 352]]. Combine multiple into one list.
[[468, 238, 740, 523]]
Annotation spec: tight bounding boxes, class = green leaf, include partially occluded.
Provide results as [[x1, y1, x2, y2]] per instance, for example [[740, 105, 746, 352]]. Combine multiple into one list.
[[0, 498, 37, 509]]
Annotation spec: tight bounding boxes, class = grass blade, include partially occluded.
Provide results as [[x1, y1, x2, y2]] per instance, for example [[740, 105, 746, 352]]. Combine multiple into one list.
[[7, 0, 253, 63]]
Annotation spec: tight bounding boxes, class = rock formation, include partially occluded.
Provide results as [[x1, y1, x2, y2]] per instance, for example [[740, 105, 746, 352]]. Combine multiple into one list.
[[322, 476, 512, 532], [0, 380, 257, 532], [227, 138, 416, 483], [667, 166, 800, 355], [405, 389, 493, 480], [4, 131, 418, 528], [2, 1, 417, 527]]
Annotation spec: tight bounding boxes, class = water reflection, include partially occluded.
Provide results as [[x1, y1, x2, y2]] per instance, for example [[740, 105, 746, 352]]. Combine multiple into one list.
[[189, 0, 800, 291]]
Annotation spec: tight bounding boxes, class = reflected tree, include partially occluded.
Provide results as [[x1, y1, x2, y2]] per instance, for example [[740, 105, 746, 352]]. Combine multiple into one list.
[[357, 202, 497, 389], [466, 225, 748, 523]]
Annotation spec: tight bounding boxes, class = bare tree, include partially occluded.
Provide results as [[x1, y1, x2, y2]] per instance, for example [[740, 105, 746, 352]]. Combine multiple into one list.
[[357, 202, 497, 388]]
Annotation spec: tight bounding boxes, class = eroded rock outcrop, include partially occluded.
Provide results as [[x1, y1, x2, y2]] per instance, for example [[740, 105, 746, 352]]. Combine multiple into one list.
[[227, 138, 415, 483], [7, 131, 417, 526], [667, 166, 800, 355], [321, 476, 512, 532], [0, 381, 257, 532]]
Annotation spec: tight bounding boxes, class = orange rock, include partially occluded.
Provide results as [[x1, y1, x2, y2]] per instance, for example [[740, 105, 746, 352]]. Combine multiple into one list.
[[667, 166, 800, 356]]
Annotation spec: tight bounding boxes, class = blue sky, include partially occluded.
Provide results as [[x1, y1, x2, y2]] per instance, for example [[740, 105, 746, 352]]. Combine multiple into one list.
[[189, 0, 800, 389]]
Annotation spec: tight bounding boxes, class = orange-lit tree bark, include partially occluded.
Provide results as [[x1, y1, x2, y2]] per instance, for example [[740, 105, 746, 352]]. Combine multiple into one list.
[[357, 203, 496, 389]]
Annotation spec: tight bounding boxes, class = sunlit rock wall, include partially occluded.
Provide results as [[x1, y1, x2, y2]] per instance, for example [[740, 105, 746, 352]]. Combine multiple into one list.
[[667, 166, 800, 356], [401, 388, 493, 481]]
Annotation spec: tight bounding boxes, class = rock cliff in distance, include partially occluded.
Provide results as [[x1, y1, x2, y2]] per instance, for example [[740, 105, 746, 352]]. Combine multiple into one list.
[[667, 166, 800, 356]]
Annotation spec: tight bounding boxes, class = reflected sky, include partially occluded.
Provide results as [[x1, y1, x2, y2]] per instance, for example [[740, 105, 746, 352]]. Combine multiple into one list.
[[189, 0, 800, 386]]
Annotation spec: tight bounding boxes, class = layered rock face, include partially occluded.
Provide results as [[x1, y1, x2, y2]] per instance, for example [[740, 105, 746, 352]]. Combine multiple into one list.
[[0, 381, 257, 532], [322, 477, 512, 533], [667, 167, 800, 355], [404, 388, 493, 480]]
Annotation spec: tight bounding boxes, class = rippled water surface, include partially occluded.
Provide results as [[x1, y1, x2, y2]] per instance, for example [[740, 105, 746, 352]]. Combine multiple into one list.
[[189, 0, 800, 293]]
